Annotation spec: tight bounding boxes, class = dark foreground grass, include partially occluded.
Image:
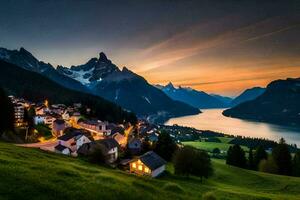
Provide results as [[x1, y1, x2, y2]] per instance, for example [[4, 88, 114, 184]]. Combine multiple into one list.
[[0, 142, 299, 200]]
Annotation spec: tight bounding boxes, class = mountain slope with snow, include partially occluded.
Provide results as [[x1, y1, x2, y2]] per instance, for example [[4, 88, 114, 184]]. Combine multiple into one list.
[[157, 83, 228, 109]]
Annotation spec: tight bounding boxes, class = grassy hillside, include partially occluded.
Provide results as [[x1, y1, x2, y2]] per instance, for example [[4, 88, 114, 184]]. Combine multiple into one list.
[[183, 140, 248, 152], [0, 142, 299, 200]]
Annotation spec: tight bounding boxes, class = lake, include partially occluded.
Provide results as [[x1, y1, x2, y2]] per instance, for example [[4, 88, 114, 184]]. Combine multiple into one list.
[[165, 109, 300, 146]]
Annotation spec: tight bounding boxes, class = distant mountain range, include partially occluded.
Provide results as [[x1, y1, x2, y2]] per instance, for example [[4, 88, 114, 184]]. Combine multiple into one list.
[[0, 60, 136, 124], [223, 78, 300, 126], [0, 47, 199, 121], [230, 87, 266, 106], [156, 83, 229, 108]]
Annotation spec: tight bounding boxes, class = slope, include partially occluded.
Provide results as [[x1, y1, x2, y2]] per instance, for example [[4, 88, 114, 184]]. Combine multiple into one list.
[[0, 142, 299, 200]]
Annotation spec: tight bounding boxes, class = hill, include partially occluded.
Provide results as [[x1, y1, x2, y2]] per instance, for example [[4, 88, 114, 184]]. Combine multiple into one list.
[[223, 78, 300, 126], [0, 142, 299, 200], [0, 60, 136, 124], [157, 83, 227, 109], [231, 87, 265, 106]]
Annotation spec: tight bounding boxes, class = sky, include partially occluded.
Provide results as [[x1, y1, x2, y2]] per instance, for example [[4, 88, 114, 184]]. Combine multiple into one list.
[[0, 0, 300, 96]]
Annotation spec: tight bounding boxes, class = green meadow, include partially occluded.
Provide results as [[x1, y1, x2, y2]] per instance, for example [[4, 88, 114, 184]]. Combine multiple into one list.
[[182, 140, 248, 152], [0, 142, 299, 200]]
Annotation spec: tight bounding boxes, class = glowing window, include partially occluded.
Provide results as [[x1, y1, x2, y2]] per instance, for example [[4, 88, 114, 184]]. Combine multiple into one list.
[[144, 167, 149, 173], [138, 165, 143, 171], [132, 163, 136, 168]]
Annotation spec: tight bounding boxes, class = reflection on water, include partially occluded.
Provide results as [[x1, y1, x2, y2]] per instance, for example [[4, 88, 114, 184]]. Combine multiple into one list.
[[165, 109, 300, 146]]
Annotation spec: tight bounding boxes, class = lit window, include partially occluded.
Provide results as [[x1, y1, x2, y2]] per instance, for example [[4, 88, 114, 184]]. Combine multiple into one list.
[[144, 167, 149, 173], [138, 165, 143, 171], [132, 163, 136, 168]]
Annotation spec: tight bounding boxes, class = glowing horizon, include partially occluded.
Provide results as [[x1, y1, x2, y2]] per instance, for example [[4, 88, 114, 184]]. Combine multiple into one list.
[[1, 0, 299, 96]]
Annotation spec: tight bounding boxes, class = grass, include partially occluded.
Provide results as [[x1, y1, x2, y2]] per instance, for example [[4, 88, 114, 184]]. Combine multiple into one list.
[[0, 142, 300, 200], [183, 140, 248, 152]]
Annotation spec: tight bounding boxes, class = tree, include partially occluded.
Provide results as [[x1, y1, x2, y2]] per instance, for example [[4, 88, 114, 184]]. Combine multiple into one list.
[[226, 146, 233, 165], [173, 146, 213, 182], [254, 146, 268, 170], [272, 138, 292, 175], [154, 130, 177, 161], [87, 145, 107, 164], [248, 148, 255, 170], [226, 144, 247, 168], [259, 156, 278, 174], [212, 148, 221, 155], [292, 151, 300, 177], [0, 88, 15, 135]]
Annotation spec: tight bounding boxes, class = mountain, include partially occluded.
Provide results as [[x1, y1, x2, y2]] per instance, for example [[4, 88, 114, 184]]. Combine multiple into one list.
[[231, 87, 266, 106], [223, 78, 300, 126], [157, 83, 228, 109], [56, 52, 200, 120], [0, 47, 199, 121], [0, 47, 87, 93], [0, 60, 136, 124], [210, 94, 233, 106]]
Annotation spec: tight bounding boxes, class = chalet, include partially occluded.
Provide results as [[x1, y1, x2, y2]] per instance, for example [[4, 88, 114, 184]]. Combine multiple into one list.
[[112, 133, 127, 147], [57, 130, 91, 152], [52, 119, 66, 137], [78, 138, 119, 164], [129, 151, 166, 178], [44, 115, 57, 128], [54, 144, 71, 155], [35, 105, 48, 115], [78, 119, 111, 139], [128, 138, 142, 155]]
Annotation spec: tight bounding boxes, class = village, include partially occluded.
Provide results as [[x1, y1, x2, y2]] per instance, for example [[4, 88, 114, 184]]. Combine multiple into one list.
[[9, 95, 166, 178]]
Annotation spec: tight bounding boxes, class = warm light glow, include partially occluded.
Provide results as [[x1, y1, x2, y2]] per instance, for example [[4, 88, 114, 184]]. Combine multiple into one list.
[[44, 99, 49, 108], [138, 165, 143, 171], [132, 163, 136, 169], [144, 167, 149, 173]]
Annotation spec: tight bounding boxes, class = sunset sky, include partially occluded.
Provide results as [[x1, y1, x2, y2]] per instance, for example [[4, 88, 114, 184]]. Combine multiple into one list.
[[1, 0, 299, 96]]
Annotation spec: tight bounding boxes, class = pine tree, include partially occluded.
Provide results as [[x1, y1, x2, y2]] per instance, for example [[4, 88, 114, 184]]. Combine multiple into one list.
[[272, 138, 292, 176], [154, 130, 177, 161], [254, 146, 268, 170], [292, 151, 300, 177], [248, 148, 255, 170], [226, 145, 247, 168]]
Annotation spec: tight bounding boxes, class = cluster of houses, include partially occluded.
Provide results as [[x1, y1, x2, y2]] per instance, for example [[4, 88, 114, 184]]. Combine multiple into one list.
[[9, 96, 166, 178]]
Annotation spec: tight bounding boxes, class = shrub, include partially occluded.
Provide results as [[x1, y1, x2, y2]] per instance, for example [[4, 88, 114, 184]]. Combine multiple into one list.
[[202, 192, 217, 200], [259, 156, 278, 174]]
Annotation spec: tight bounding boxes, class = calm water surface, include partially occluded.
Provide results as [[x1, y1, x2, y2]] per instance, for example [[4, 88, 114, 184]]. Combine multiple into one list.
[[165, 109, 300, 146]]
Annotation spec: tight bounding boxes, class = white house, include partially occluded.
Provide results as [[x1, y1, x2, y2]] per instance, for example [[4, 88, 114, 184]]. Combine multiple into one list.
[[75, 134, 91, 150], [58, 131, 91, 152], [34, 115, 45, 125], [78, 120, 112, 139], [129, 151, 166, 178]]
